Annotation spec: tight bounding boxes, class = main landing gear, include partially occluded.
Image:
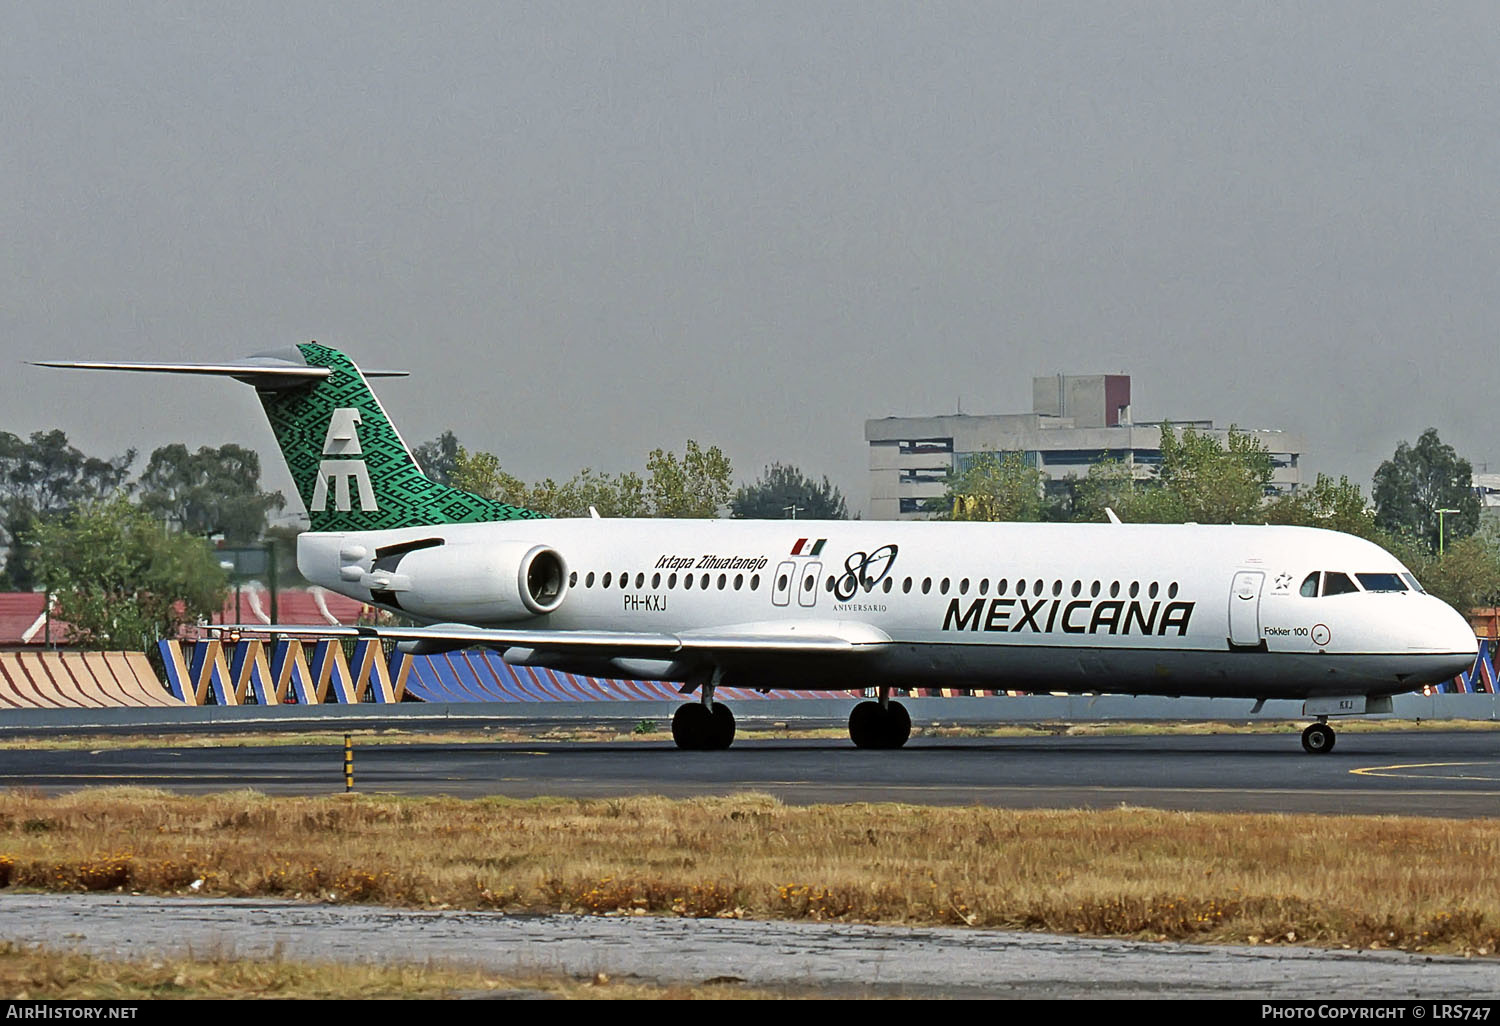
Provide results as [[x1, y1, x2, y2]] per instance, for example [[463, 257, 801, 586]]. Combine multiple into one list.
[[848, 687, 911, 749], [672, 672, 736, 750], [671, 701, 736, 750], [1301, 718, 1336, 754]]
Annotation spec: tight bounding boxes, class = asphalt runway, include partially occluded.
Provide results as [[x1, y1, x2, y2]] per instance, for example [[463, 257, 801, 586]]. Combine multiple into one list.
[[6, 893, 1500, 999], [4, 730, 1498, 998], [3, 729, 1499, 816]]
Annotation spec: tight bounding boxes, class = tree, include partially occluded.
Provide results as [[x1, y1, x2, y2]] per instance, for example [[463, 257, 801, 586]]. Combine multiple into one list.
[[1372, 428, 1481, 553], [1153, 424, 1273, 524], [938, 451, 1046, 521], [1410, 534, 1500, 613], [0, 430, 135, 589], [1071, 459, 1147, 523], [451, 449, 649, 517], [413, 430, 462, 487], [28, 497, 227, 649], [450, 447, 531, 507], [452, 440, 732, 518], [1263, 474, 1379, 539], [731, 464, 848, 520], [645, 441, 733, 518], [1073, 425, 1273, 525], [528, 468, 649, 518], [137, 443, 285, 544]]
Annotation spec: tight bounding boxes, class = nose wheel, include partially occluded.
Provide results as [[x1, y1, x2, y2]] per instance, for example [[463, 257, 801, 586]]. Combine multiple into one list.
[[1301, 721, 1336, 754]]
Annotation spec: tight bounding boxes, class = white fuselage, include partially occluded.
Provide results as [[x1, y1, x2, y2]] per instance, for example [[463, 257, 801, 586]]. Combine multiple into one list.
[[299, 519, 1477, 700]]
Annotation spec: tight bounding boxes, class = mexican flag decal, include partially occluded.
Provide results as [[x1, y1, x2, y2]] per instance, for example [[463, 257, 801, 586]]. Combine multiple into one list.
[[790, 538, 827, 557]]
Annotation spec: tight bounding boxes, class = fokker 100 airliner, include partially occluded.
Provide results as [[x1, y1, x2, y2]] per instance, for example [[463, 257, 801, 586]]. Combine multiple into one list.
[[40, 344, 1478, 754]]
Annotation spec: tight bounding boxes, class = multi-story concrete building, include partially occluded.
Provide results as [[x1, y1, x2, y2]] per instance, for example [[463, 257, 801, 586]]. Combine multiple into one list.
[[1476, 473, 1500, 524], [866, 374, 1303, 520]]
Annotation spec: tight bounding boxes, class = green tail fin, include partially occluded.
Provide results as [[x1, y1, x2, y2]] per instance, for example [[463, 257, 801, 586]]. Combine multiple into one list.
[[259, 342, 545, 531]]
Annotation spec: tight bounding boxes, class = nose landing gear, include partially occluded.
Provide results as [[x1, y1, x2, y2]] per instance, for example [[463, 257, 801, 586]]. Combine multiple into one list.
[[1301, 719, 1336, 754]]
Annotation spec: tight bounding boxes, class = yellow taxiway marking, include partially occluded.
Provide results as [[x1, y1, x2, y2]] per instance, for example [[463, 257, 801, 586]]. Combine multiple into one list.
[[1350, 761, 1500, 783]]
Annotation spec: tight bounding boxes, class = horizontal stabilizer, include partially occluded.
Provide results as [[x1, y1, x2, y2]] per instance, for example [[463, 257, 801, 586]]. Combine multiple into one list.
[[33, 351, 407, 390]]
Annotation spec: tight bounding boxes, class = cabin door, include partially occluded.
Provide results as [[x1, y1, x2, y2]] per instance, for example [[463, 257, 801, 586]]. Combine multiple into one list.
[[797, 562, 823, 608], [771, 560, 796, 607], [1228, 570, 1265, 648]]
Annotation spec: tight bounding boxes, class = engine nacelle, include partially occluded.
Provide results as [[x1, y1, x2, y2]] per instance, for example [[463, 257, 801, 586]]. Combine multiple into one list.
[[372, 540, 567, 623]]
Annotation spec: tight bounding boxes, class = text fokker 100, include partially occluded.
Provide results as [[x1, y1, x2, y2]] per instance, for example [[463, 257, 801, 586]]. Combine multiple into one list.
[[40, 344, 1477, 753]]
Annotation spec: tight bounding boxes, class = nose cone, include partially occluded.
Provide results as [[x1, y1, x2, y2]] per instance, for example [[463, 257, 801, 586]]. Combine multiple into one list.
[[1423, 598, 1479, 676]]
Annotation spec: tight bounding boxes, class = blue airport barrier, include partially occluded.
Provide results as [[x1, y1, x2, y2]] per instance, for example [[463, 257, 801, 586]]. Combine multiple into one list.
[[159, 635, 1495, 706]]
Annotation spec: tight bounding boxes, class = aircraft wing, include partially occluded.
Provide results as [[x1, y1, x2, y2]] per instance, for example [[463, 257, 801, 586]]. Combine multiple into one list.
[[221, 620, 892, 656]]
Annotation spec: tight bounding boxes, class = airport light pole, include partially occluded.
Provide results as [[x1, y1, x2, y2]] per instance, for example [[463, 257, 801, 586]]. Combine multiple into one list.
[[1436, 508, 1460, 556]]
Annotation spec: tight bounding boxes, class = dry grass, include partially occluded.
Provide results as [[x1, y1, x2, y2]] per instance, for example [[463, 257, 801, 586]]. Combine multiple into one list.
[[0, 788, 1497, 956], [0, 941, 778, 999]]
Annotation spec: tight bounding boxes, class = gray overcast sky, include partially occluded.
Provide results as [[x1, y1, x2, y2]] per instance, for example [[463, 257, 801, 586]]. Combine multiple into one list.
[[4, 1, 1498, 519]]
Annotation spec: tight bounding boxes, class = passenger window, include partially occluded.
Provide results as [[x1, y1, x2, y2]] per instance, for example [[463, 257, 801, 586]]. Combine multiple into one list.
[[653, 572, 662, 589], [902, 577, 912, 593], [569, 571, 578, 587], [636, 572, 645, 588], [602, 572, 612, 588], [883, 578, 893, 593], [734, 573, 743, 590], [1322, 572, 1359, 596], [750, 574, 760, 590], [586, 572, 596, 588]]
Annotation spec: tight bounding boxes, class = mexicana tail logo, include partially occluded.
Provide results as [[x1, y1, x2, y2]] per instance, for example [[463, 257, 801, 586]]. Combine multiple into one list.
[[311, 408, 378, 512]]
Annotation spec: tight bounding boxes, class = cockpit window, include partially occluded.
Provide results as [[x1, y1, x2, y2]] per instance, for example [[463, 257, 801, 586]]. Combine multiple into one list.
[[1401, 573, 1427, 594], [1356, 573, 1407, 592], [1299, 572, 1320, 598], [1321, 572, 1359, 596]]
